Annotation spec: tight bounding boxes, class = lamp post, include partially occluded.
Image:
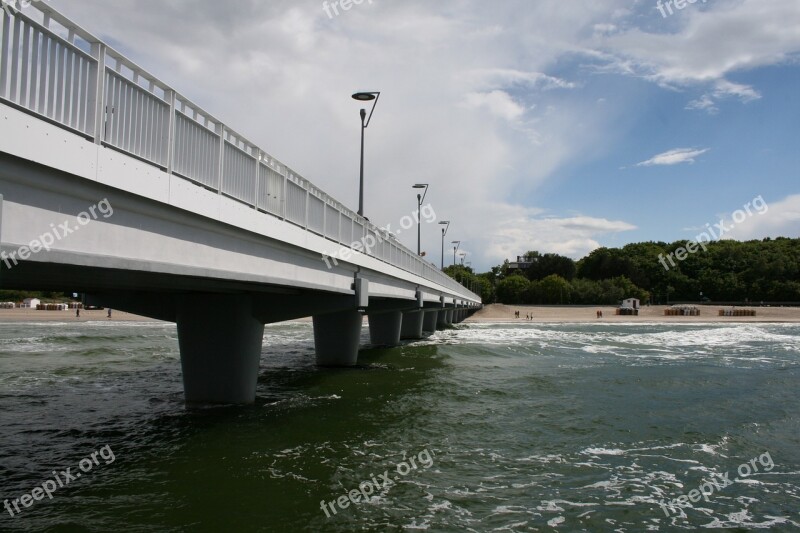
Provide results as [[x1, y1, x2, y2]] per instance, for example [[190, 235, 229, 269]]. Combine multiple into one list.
[[438, 221, 450, 270], [458, 251, 467, 266], [412, 184, 429, 256], [351, 91, 380, 217], [452, 241, 461, 266]]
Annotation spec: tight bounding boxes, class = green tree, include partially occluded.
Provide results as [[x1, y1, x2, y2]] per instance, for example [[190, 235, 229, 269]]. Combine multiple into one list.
[[533, 274, 572, 304], [496, 275, 530, 304], [524, 252, 577, 281]]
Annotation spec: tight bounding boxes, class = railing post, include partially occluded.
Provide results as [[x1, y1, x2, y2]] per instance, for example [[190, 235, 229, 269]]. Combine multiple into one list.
[[217, 124, 225, 193], [165, 89, 176, 174], [304, 183, 309, 230], [90, 42, 106, 144], [254, 150, 262, 209], [281, 172, 287, 221], [0, 11, 10, 100]]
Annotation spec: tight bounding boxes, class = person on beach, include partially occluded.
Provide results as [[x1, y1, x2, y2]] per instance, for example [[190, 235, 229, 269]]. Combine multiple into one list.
[[107, 308, 112, 319], [76, 308, 80, 318]]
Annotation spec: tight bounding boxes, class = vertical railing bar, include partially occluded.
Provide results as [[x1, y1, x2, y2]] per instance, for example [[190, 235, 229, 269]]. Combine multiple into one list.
[[166, 95, 175, 170], [134, 84, 145, 157], [192, 114, 199, 183], [36, 32, 47, 113], [123, 81, 133, 150], [64, 48, 74, 127], [174, 113, 181, 175], [45, 37, 56, 117], [54, 42, 65, 123], [187, 116, 195, 180], [134, 85, 142, 155], [56, 42, 67, 123], [19, 22, 29, 108], [157, 97, 165, 164], [29, 27, 40, 112], [160, 98, 167, 165], [130, 82, 139, 153], [103, 72, 111, 143], [142, 92, 150, 159], [144, 89, 152, 159], [76, 54, 85, 132], [70, 45, 81, 129], [194, 114, 200, 180], [130, 83, 138, 153], [105, 66, 113, 142], [89, 42, 105, 142], [114, 75, 123, 146], [9, 16, 20, 103], [0, 11, 11, 99], [217, 124, 225, 192], [281, 173, 288, 220]]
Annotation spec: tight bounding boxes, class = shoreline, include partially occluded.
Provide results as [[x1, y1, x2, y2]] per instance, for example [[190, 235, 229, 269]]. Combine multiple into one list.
[[2, 305, 799, 325], [464, 304, 800, 324], [0, 308, 161, 323]]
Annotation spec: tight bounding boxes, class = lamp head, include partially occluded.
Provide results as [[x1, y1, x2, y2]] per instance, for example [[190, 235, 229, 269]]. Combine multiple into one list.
[[352, 92, 377, 101]]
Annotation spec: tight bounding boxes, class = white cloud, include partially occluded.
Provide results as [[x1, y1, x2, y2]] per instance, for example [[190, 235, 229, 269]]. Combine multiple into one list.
[[687, 80, 761, 114], [463, 90, 526, 121], [480, 205, 637, 261], [593, 0, 800, 111], [686, 94, 718, 114], [636, 148, 710, 167], [724, 194, 800, 241], [466, 69, 577, 91]]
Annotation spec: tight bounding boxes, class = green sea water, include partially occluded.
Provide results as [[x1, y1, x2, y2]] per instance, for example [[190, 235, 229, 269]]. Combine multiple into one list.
[[1, 321, 799, 531]]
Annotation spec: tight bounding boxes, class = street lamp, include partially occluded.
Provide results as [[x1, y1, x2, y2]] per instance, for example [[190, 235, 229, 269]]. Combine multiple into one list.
[[458, 251, 467, 266], [351, 91, 380, 217], [452, 241, 461, 266], [438, 221, 450, 270], [413, 184, 429, 256]]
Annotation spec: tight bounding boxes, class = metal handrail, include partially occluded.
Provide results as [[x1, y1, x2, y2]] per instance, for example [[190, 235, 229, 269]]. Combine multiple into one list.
[[0, 5, 480, 302]]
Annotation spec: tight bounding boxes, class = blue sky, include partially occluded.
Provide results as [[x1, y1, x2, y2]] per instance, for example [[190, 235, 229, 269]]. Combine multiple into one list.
[[46, 0, 800, 271]]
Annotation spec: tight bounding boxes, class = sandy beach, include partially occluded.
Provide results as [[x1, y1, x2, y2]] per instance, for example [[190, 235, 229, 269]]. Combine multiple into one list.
[[0, 308, 160, 323], [465, 304, 800, 323], [2, 304, 799, 325]]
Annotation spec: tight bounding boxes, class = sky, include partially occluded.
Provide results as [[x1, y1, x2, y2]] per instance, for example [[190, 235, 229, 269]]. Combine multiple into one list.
[[43, 0, 800, 271]]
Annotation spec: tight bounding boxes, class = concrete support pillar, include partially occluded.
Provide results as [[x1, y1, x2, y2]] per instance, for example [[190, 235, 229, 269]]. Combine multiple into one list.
[[400, 310, 424, 340], [437, 309, 449, 329], [446, 309, 454, 324], [176, 294, 264, 405], [423, 310, 438, 332], [314, 310, 363, 366], [369, 310, 403, 346]]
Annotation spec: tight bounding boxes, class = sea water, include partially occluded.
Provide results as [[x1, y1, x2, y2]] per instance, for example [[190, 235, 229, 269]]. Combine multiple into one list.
[[1, 321, 798, 531]]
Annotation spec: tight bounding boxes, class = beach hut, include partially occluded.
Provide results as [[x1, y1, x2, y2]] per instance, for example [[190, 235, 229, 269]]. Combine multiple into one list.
[[621, 298, 640, 310], [22, 298, 41, 309]]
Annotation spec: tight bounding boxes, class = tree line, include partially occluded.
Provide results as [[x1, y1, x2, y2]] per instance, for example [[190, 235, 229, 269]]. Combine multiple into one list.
[[447, 237, 800, 305]]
